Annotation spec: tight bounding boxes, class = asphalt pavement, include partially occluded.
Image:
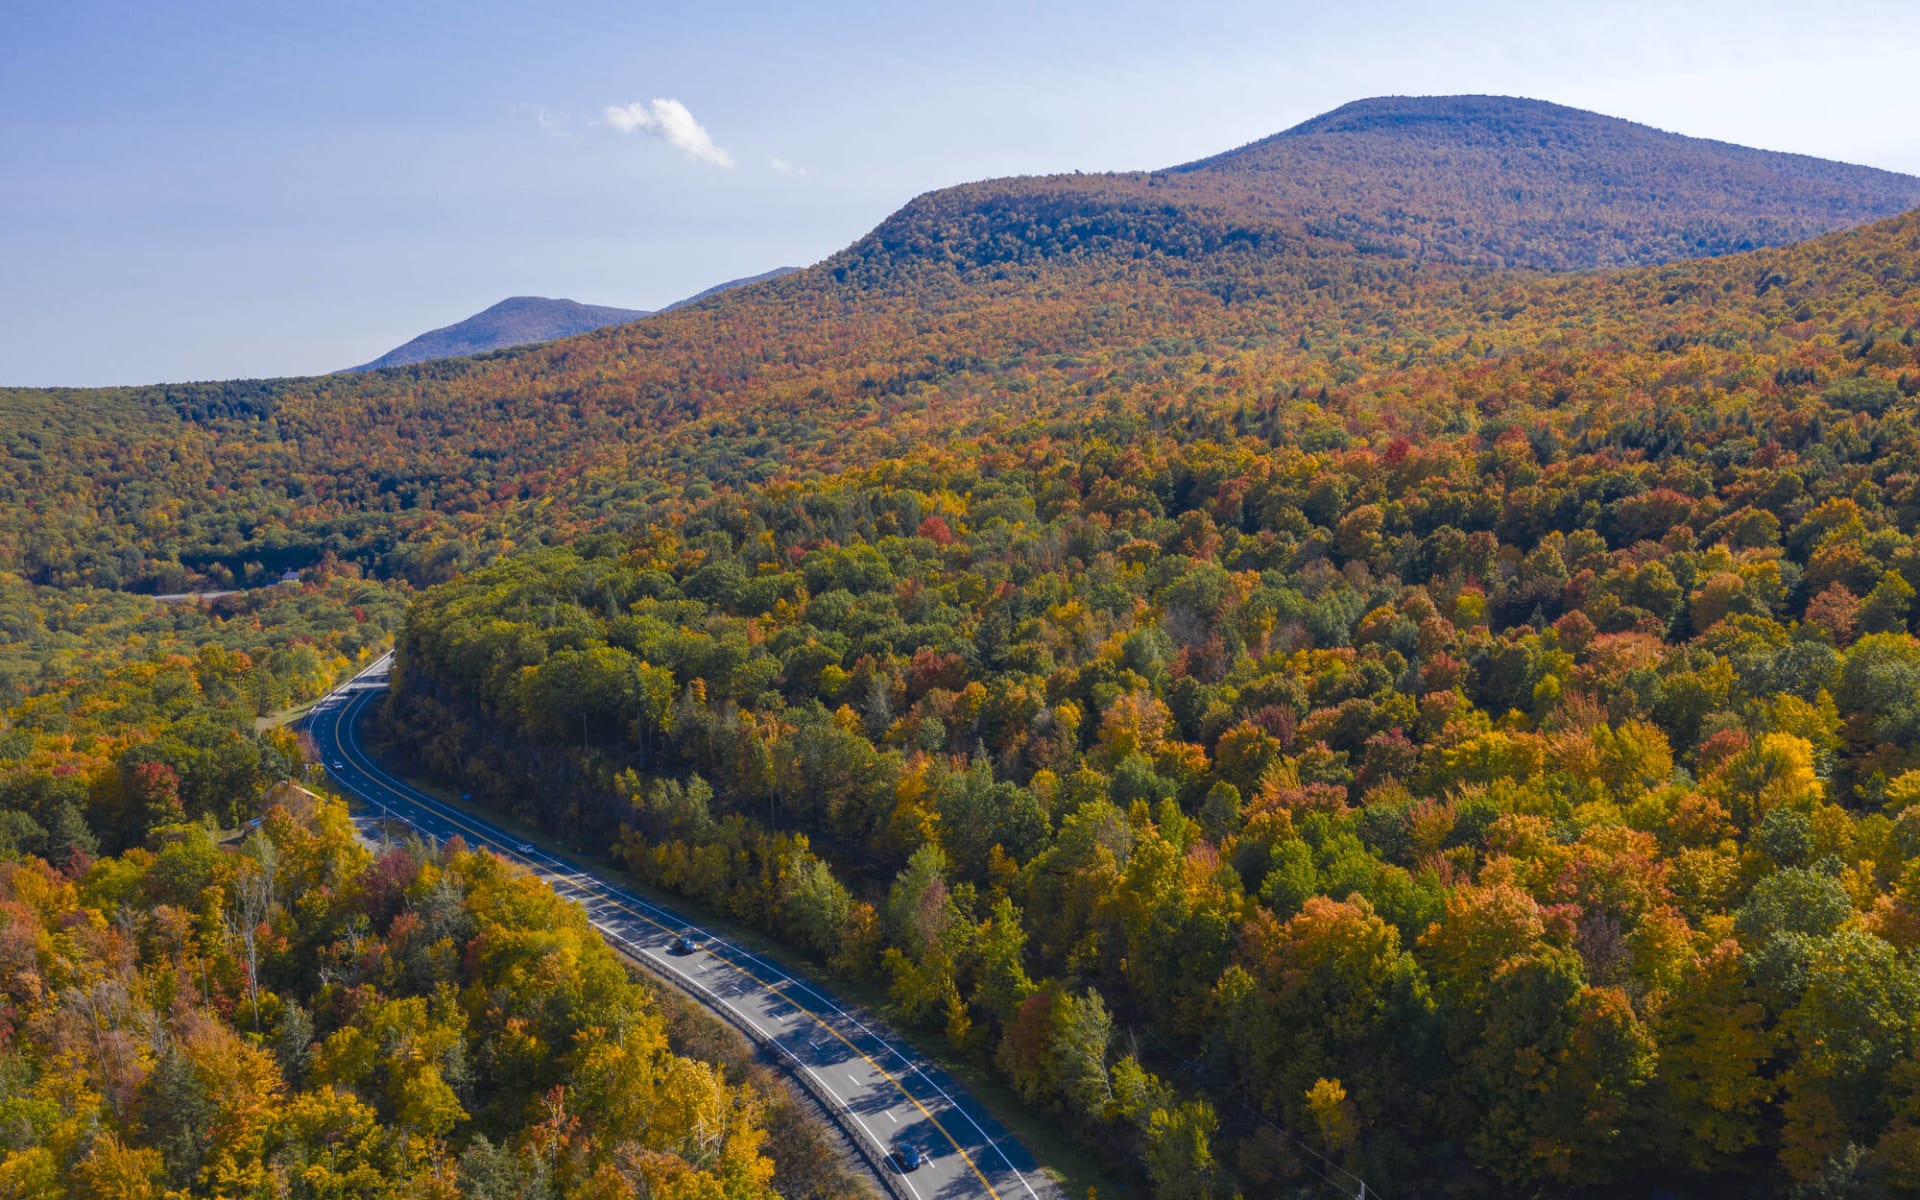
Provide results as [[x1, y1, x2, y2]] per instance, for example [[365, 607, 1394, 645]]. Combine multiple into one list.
[[303, 653, 1058, 1200]]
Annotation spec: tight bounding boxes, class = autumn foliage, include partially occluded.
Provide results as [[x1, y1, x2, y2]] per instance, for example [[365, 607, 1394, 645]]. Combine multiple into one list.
[[5, 96, 1920, 1198], [0, 786, 785, 1198], [375, 204, 1920, 1195]]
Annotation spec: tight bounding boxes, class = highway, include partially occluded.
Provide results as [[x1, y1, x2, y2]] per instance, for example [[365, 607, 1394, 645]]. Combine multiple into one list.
[[303, 654, 1057, 1200]]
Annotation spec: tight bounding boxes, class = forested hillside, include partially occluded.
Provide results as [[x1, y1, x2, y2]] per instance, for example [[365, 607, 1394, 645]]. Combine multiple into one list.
[[2, 97, 1915, 599], [844, 95, 1920, 281], [382, 207, 1920, 1197], [5, 94, 1920, 1198], [0, 784, 847, 1198], [1179, 95, 1920, 268]]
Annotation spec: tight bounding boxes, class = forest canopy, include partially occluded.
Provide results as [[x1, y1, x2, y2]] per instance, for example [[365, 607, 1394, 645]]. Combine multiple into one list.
[[0, 785, 798, 1199], [377, 207, 1920, 1197], [4, 94, 1920, 1199]]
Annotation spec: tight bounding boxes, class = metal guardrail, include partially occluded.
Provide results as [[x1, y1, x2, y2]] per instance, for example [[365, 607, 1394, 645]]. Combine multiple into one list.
[[352, 806, 913, 1197], [327, 660, 1013, 1200], [597, 926, 914, 1200]]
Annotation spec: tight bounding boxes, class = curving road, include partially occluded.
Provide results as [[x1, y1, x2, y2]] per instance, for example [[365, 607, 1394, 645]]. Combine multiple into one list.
[[303, 654, 1057, 1200]]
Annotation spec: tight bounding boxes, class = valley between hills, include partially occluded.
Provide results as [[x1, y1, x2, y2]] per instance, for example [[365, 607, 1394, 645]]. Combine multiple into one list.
[[3, 94, 1920, 1199]]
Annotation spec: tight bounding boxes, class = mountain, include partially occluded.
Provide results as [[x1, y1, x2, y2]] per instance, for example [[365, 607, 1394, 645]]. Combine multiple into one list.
[[13, 94, 1920, 1197], [9, 96, 1920, 594], [345, 296, 650, 372], [1183, 94, 1920, 267], [843, 94, 1920, 279], [345, 270, 803, 373], [384, 199, 1920, 1200]]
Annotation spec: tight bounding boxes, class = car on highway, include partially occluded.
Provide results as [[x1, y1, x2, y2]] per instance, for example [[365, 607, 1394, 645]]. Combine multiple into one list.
[[892, 1141, 923, 1171], [330, 761, 345, 771], [514, 842, 535, 854], [669, 932, 699, 955]]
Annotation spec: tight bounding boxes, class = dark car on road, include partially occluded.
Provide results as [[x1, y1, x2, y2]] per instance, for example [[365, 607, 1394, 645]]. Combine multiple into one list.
[[892, 1141, 922, 1171], [669, 932, 700, 955]]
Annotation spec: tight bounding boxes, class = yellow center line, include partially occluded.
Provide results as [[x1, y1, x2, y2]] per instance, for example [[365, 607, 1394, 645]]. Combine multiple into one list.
[[327, 687, 1005, 1199]]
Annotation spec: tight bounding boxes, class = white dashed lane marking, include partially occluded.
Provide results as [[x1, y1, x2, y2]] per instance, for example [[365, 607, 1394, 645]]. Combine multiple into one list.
[[320, 657, 1044, 1200]]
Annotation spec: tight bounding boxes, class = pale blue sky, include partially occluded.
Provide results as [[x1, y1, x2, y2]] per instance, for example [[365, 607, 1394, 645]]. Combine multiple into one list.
[[4, 0, 1918, 385]]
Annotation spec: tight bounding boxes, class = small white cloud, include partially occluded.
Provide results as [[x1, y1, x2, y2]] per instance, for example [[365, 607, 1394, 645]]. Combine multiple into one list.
[[768, 156, 804, 175], [603, 98, 734, 167], [533, 106, 575, 141]]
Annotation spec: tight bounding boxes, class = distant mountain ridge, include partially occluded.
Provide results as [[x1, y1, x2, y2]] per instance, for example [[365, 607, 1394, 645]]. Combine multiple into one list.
[[345, 297, 650, 372], [344, 268, 800, 372]]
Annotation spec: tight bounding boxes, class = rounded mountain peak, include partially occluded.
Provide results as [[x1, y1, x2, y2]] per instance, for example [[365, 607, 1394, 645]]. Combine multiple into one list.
[[1277, 94, 1614, 137]]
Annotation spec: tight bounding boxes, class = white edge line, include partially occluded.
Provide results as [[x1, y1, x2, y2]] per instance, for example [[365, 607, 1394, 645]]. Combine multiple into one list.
[[327, 680, 1034, 1199]]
